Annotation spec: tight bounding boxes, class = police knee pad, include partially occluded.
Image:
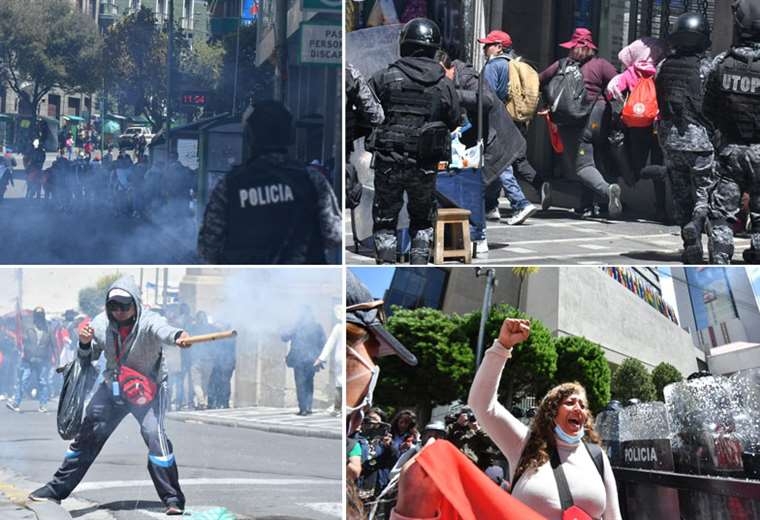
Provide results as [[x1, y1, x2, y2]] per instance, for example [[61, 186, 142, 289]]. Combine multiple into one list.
[[410, 228, 433, 265], [374, 231, 397, 264], [708, 226, 735, 265]]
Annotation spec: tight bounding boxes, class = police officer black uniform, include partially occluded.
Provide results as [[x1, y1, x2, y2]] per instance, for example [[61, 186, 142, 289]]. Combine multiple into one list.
[[656, 12, 716, 263], [703, 0, 760, 264], [368, 18, 461, 264], [197, 100, 342, 264], [345, 63, 384, 211]]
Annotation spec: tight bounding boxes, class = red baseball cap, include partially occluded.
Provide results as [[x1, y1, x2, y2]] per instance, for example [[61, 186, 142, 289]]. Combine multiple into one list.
[[559, 28, 597, 49], [478, 30, 513, 47]]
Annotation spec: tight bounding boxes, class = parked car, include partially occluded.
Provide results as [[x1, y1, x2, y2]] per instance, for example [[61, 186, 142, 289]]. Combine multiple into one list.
[[118, 127, 153, 150]]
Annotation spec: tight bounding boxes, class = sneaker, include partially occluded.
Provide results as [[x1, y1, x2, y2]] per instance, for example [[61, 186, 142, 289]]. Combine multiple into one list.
[[607, 184, 622, 216], [475, 239, 489, 255], [486, 207, 501, 221], [28, 487, 61, 504], [506, 204, 537, 225], [0, 394, 7, 401], [38, 406, 48, 413], [165, 501, 184, 515], [6, 401, 20, 412], [540, 182, 552, 211]]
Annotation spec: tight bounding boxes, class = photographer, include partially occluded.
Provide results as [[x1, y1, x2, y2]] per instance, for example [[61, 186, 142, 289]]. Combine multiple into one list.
[[447, 408, 496, 471], [356, 410, 396, 499]]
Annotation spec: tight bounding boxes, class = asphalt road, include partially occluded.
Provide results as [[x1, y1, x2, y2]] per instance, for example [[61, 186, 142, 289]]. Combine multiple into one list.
[[345, 206, 752, 265], [0, 168, 199, 264], [0, 401, 342, 520]]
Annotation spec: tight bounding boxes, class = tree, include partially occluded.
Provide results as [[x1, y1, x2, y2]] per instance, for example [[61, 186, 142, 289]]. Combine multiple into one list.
[[104, 7, 191, 130], [0, 0, 103, 118], [376, 307, 474, 423], [78, 274, 121, 318], [209, 24, 275, 115], [651, 362, 683, 401], [611, 358, 656, 402], [553, 336, 611, 413], [512, 267, 539, 311], [462, 304, 557, 408]]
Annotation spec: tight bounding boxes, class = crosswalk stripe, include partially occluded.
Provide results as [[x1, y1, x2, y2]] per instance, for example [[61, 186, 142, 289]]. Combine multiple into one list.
[[75, 478, 339, 492]]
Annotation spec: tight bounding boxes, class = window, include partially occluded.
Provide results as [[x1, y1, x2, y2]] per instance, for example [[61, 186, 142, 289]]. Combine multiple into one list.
[[385, 268, 448, 314]]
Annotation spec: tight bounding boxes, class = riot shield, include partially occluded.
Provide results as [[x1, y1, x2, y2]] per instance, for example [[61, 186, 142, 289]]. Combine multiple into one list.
[[347, 25, 407, 244]]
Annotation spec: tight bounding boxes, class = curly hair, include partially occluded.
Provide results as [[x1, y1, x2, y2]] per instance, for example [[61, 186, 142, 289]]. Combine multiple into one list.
[[390, 409, 418, 437], [512, 382, 602, 485]]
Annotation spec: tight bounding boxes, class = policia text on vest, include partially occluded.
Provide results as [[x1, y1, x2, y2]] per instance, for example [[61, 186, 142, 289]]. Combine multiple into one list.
[[721, 72, 760, 95], [239, 184, 296, 208]]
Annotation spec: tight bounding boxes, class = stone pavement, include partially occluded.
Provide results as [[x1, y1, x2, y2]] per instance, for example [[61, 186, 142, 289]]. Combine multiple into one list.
[[345, 203, 751, 265], [167, 406, 342, 440]]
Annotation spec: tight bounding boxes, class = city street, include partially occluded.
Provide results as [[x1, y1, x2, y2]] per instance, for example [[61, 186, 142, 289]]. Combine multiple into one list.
[[345, 204, 752, 265], [0, 401, 342, 520], [0, 160, 199, 264]]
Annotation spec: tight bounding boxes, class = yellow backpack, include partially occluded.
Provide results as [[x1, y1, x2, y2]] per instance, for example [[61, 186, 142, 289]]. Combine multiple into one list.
[[506, 57, 540, 124]]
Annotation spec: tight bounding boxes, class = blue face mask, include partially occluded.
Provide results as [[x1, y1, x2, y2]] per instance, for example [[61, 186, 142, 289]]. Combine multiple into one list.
[[554, 424, 584, 444]]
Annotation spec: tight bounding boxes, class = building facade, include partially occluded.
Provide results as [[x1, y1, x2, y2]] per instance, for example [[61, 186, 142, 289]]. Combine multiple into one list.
[[670, 267, 760, 375], [384, 267, 702, 377]]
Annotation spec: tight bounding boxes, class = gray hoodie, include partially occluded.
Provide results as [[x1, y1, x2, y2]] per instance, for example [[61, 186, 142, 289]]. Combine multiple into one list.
[[78, 276, 183, 383]]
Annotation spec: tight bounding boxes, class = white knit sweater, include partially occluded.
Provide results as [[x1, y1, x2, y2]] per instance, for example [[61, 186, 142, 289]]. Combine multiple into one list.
[[467, 344, 622, 520]]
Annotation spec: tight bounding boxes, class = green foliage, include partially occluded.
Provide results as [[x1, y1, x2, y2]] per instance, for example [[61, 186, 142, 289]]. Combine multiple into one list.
[[553, 336, 611, 413], [611, 358, 656, 402], [104, 6, 178, 129], [376, 307, 474, 420], [210, 25, 274, 114], [78, 274, 121, 317], [0, 0, 103, 115], [651, 362, 683, 401], [461, 304, 557, 407]]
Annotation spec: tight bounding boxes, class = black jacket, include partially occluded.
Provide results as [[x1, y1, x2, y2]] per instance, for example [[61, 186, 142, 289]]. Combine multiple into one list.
[[453, 60, 526, 184]]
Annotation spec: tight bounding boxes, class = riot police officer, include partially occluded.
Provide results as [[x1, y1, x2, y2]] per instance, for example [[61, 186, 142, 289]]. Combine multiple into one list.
[[703, 0, 760, 264], [368, 18, 461, 264], [656, 12, 716, 263], [345, 63, 384, 212], [197, 100, 342, 264]]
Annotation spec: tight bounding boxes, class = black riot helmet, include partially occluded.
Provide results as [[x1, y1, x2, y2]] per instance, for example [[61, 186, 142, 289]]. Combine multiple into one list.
[[733, 0, 760, 42], [244, 100, 295, 157], [399, 18, 442, 58], [669, 12, 711, 51]]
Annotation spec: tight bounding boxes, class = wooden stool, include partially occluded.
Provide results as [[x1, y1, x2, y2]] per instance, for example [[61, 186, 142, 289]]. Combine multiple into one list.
[[434, 208, 472, 264]]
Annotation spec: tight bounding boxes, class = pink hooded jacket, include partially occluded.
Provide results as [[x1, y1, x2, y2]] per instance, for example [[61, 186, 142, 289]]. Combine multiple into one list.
[[607, 37, 668, 100]]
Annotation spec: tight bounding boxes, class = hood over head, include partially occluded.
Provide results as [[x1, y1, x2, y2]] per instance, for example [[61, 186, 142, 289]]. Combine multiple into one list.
[[105, 275, 142, 324], [392, 56, 446, 86]]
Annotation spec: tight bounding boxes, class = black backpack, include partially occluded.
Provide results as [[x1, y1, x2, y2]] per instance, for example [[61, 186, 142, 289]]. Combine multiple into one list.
[[544, 58, 596, 126]]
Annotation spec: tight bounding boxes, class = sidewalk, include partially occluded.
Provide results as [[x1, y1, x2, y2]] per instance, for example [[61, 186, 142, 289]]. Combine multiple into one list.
[[167, 406, 342, 440], [0, 491, 35, 520], [0, 469, 113, 520]]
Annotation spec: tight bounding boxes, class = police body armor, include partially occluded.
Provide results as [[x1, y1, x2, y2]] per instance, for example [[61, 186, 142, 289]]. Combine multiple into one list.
[[371, 65, 450, 167], [345, 71, 360, 150], [657, 54, 711, 130], [223, 158, 325, 264], [707, 51, 760, 144]]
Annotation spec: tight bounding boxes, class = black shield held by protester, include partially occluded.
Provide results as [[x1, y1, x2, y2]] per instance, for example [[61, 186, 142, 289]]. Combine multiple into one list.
[[57, 358, 98, 440]]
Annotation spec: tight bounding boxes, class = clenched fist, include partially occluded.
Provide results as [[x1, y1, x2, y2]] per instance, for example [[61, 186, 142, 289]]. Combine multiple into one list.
[[498, 318, 531, 349]]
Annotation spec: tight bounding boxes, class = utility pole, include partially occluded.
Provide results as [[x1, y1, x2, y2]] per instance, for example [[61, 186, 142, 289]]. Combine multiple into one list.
[[475, 268, 497, 368], [232, 1, 242, 115], [167, 0, 175, 157], [274, 0, 288, 102]]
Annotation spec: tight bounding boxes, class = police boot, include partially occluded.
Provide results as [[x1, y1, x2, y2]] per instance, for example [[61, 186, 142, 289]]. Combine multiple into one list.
[[410, 228, 433, 265], [742, 234, 760, 264], [681, 221, 704, 264], [373, 230, 397, 264], [707, 224, 735, 265]]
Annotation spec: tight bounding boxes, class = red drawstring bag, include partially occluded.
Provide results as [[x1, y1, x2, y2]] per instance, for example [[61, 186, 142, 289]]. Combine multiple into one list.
[[117, 365, 157, 406], [544, 112, 564, 153], [621, 76, 658, 128]]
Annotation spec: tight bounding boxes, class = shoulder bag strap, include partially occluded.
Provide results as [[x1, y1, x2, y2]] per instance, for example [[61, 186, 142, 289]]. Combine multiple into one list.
[[583, 440, 605, 480], [550, 445, 575, 511]]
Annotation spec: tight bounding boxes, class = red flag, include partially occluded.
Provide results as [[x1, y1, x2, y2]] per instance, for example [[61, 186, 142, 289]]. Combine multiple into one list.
[[402, 440, 546, 520]]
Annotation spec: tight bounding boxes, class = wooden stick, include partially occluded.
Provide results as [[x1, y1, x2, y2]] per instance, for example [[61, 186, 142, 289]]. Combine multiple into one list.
[[182, 330, 238, 345]]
